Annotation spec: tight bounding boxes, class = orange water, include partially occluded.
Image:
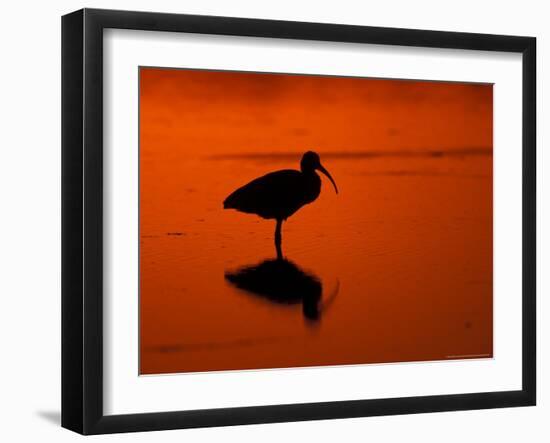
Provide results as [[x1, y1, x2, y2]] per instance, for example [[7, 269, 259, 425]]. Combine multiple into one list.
[[139, 68, 493, 375]]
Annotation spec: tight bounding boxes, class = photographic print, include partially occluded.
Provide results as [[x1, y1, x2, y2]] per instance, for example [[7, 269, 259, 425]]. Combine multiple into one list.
[[139, 67, 493, 375]]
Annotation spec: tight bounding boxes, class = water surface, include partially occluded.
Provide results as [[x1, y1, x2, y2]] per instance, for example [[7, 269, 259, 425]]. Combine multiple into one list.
[[140, 152, 492, 374], [139, 68, 493, 374]]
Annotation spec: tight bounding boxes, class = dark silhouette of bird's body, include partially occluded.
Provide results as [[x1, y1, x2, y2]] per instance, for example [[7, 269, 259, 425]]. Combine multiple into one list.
[[223, 151, 338, 258]]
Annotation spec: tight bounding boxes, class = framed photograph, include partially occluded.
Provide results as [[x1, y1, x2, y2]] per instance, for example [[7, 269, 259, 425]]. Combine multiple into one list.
[[61, 8, 536, 435]]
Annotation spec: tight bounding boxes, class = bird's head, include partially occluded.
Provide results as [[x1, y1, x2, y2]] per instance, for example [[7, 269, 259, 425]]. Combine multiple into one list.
[[300, 151, 338, 194]]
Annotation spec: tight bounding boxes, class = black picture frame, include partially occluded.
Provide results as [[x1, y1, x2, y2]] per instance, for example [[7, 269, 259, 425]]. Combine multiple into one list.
[[62, 8, 536, 435]]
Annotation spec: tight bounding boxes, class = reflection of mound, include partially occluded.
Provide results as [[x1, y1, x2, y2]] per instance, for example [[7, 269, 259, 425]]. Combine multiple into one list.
[[225, 258, 322, 321]]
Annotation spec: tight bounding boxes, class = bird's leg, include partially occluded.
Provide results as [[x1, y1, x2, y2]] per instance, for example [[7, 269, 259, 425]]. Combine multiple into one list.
[[275, 219, 283, 260]]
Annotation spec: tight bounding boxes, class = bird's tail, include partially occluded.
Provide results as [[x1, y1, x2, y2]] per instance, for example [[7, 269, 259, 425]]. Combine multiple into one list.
[[223, 194, 236, 209]]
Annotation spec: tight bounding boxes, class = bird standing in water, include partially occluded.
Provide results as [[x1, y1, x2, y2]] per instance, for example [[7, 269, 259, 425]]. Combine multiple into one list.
[[223, 151, 338, 259]]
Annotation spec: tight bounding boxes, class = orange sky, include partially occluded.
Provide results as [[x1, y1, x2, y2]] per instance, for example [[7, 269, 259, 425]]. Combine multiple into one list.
[[140, 68, 492, 157]]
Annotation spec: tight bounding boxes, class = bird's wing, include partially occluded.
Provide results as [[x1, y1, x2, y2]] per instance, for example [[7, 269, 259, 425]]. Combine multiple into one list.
[[223, 170, 305, 217]]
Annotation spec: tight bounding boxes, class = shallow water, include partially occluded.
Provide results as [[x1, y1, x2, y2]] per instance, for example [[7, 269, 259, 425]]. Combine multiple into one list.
[[139, 152, 492, 374]]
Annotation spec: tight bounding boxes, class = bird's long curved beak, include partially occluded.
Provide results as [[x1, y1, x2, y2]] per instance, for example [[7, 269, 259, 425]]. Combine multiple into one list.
[[318, 164, 338, 194]]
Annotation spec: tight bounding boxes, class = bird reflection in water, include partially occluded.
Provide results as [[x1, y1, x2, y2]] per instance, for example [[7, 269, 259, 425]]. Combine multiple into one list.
[[225, 258, 338, 324]]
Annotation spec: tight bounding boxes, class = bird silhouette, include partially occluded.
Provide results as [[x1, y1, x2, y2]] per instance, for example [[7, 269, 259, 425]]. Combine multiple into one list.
[[223, 151, 338, 259]]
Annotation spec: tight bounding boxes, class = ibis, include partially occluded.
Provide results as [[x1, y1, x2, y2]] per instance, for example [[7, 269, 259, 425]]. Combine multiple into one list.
[[223, 151, 338, 259]]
